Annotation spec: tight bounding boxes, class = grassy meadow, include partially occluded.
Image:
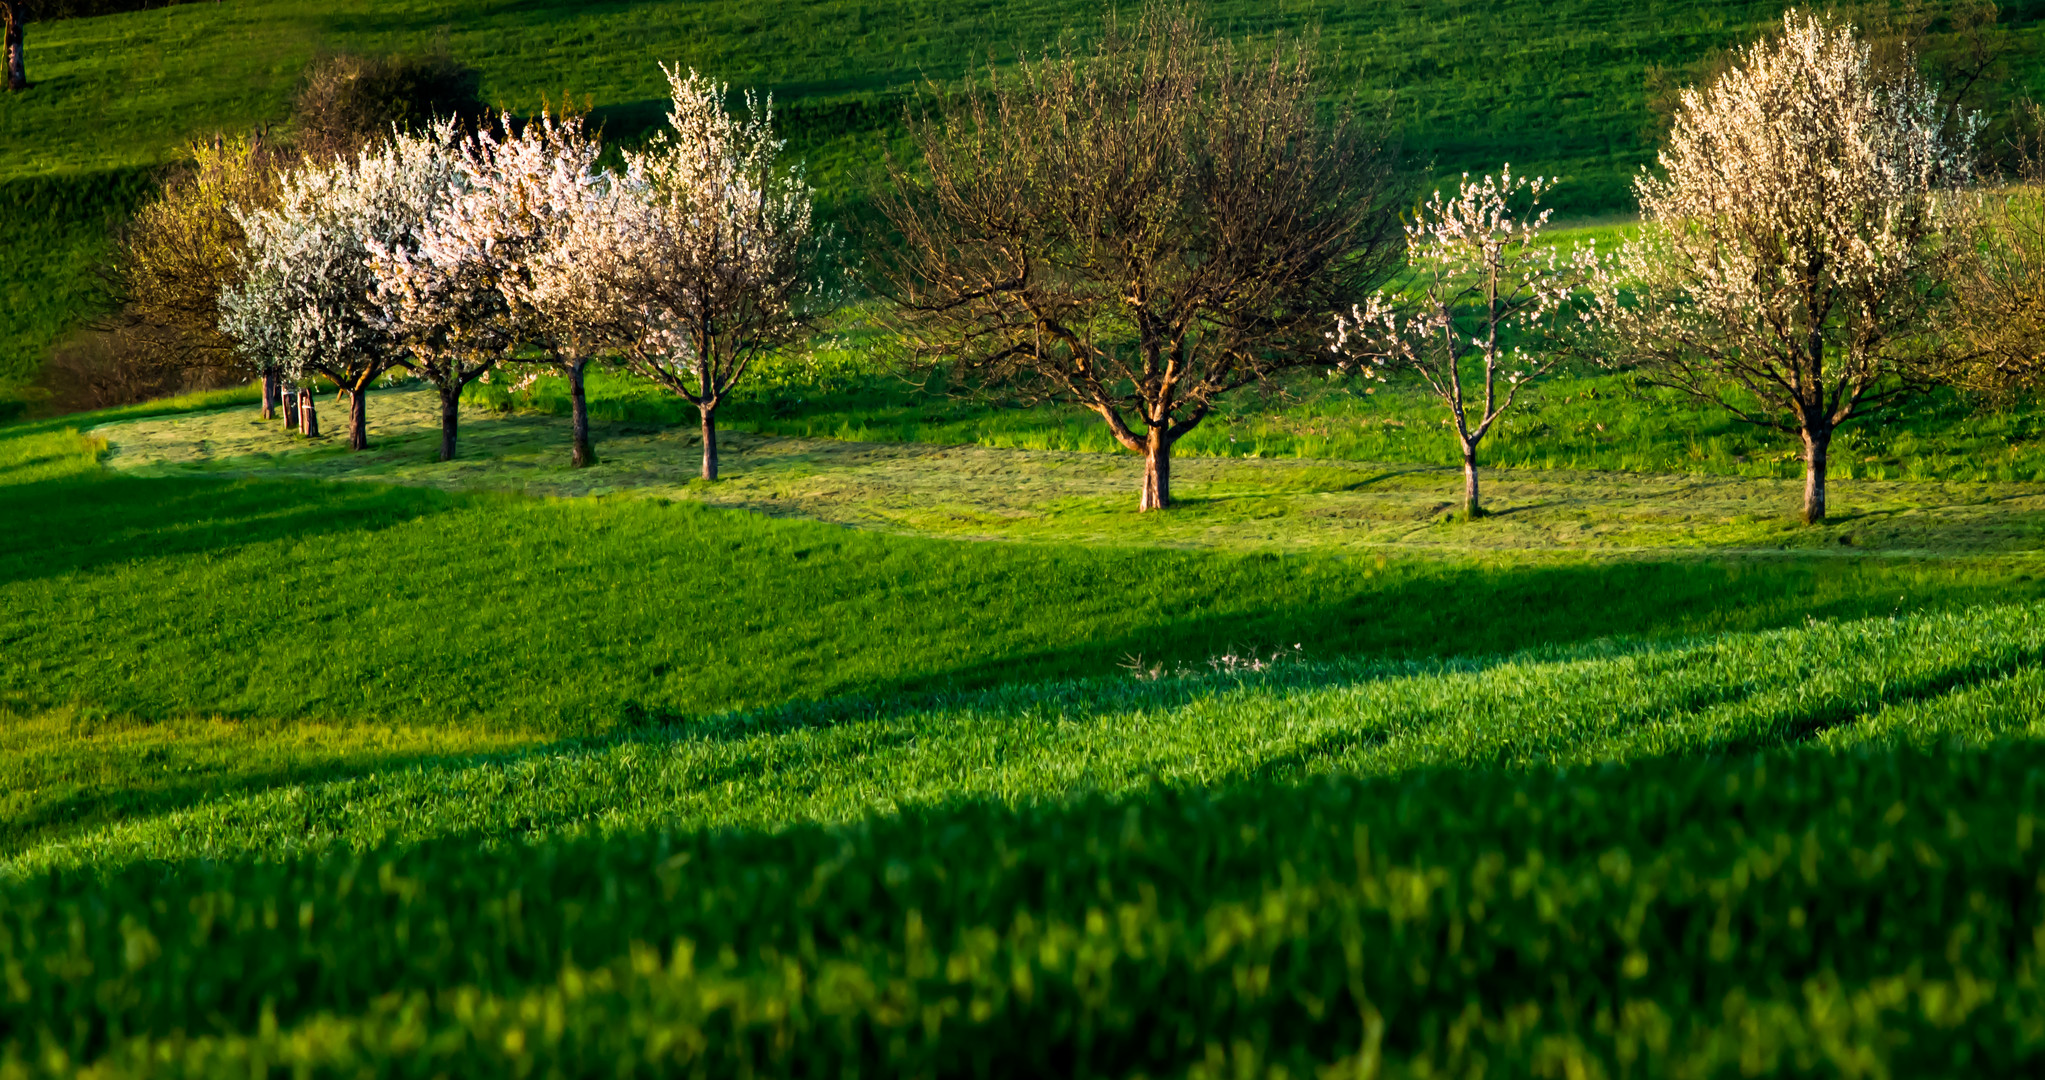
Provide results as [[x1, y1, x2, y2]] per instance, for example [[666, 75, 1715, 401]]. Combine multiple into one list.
[[8, 365, 2045, 1072], [9, 0, 2045, 1075]]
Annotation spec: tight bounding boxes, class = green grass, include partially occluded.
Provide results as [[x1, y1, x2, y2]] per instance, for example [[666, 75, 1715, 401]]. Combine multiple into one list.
[[10, 373, 2045, 1071], [6, 608, 2045, 1074], [7, 0, 2043, 401]]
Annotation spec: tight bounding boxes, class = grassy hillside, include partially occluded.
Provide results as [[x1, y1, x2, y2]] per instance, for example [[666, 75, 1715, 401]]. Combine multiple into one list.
[[7, 0, 2043, 402], [10, 380, 2045, 1073]]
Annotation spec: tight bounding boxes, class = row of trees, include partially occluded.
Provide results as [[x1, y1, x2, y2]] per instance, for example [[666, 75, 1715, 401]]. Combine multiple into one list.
[[208, 65, 824, 477], [113, 3, 2045, 523]]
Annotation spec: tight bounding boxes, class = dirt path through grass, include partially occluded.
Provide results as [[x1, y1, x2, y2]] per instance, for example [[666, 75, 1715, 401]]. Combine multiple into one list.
[[93, 387, 2045, 556]]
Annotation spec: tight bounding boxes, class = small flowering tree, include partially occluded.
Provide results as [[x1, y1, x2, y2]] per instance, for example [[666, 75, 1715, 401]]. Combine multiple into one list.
[[367, 116, 603, 463], [613, 66, 826, 481], [1330, 170, 1576, 519], [222, 127, 459, 450], [478, 113, 619, 468], [1583, 11, 1977, 524]]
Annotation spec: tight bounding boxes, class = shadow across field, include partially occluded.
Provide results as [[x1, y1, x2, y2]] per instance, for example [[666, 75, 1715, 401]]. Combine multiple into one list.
[[0, 471, 472, 588], [91, 388, 2045, 557], [13, 600, 2045, 871]]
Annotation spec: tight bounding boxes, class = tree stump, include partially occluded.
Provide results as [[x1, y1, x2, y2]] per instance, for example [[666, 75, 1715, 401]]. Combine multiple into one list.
[[282, 388, 298, 430]]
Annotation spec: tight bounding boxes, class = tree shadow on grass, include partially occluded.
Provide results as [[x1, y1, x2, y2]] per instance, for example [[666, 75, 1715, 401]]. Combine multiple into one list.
[[0, 472, 473, 588]]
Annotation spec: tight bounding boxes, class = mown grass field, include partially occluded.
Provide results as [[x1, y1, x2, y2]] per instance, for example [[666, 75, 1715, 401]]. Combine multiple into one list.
[[8, 372, 2045, 1074]]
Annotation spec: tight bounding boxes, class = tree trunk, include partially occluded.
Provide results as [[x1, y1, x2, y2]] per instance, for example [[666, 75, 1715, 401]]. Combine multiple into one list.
[[1801, 424, 1831, 525], [3, 12, 25, 92], [299, 387, 320, 438], [260, 369, 278, 420], [699, 402, 719, 481], [347, 385, 368, 450], [1461, 442, 1484, 519], [1139, 430, 1173, 511], [437, 383, 460, 462], [568, 360, 595, 468], [282, 387, 298, 428]]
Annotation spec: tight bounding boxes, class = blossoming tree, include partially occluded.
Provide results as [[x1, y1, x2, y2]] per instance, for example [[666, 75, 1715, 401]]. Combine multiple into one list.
[[479, 113, 620, 468], [613, 66, 826, 481], [1330, 170, 1576, 519], [1584, 11, 1977, 524], [221, 126, 459, 450]]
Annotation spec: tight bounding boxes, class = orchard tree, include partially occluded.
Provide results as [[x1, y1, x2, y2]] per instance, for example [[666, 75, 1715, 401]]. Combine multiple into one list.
[[104, 132, 295, 417], [221, 126, 459, 450], [1330, 169, 1576, 519], [1937, 103, 2045, 401], [1585, 11, 1977, 524], [876, 4, 1403, 511], [2, 3, 28, 91], [613, 65, 825, 481], [476, 112, 617, 468]]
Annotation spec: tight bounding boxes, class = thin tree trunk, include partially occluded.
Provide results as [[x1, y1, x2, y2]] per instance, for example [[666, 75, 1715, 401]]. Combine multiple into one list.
[[436, 382, 461, 462], [1802, 424, 1831, 525], [699, 402, 719, 481], [3, 11, 25, 92], [347, 384, 368, 450], [1461, 442, 1484, 519], [282, 386, 297, 428], [260, 369, 278, 420], [299, 387, 320, 438], [568, 359, 595, 468], [1139, 430, 1173, 511]]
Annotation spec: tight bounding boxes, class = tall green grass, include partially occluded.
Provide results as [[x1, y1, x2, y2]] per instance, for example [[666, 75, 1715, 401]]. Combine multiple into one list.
[[6, 605, 2045, 1075]]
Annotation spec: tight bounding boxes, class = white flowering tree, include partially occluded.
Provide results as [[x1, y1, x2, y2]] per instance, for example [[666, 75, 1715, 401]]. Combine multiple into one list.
[[1583, 11, 1977, 524], [613, 66, 825, 481], [221, 126, 459, 450], [478, 113, 620, 468], [365, 130, 500, 462], [1330, 170, 1576, 519]]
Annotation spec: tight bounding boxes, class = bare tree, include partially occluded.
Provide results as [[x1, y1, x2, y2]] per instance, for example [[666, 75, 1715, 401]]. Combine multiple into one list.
[[1584, 11, 1977, 525], [1939, 101, 2045, 401], [612, 66, 826, 481], [1331, 170, 1577, 519], [875, 3, 1404, 511], [2, 3, 26, 91]]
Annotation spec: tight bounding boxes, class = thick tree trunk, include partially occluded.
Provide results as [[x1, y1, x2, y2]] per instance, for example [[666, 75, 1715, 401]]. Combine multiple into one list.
[[299, 387, 320, 438], [699, 403, 719, 481], [1461, 442, 1484, 519], [1802, 424, 1831, 525], [3, 12, 25, 92], [282, 387, 298, 427], [1139, 430, 1173, 511], [568, 360, 595, 468], [437, 384, 460, 462], [260, 369, 278, 420], [347, 385, 368, 450]]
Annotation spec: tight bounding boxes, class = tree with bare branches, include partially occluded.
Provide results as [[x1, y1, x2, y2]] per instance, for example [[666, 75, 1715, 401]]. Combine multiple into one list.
[[875, 3, 1404, 511], [1937, 102, 2045, 401], [1584, 11, 1977, 525], [1331, 169, 1577, 519]]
